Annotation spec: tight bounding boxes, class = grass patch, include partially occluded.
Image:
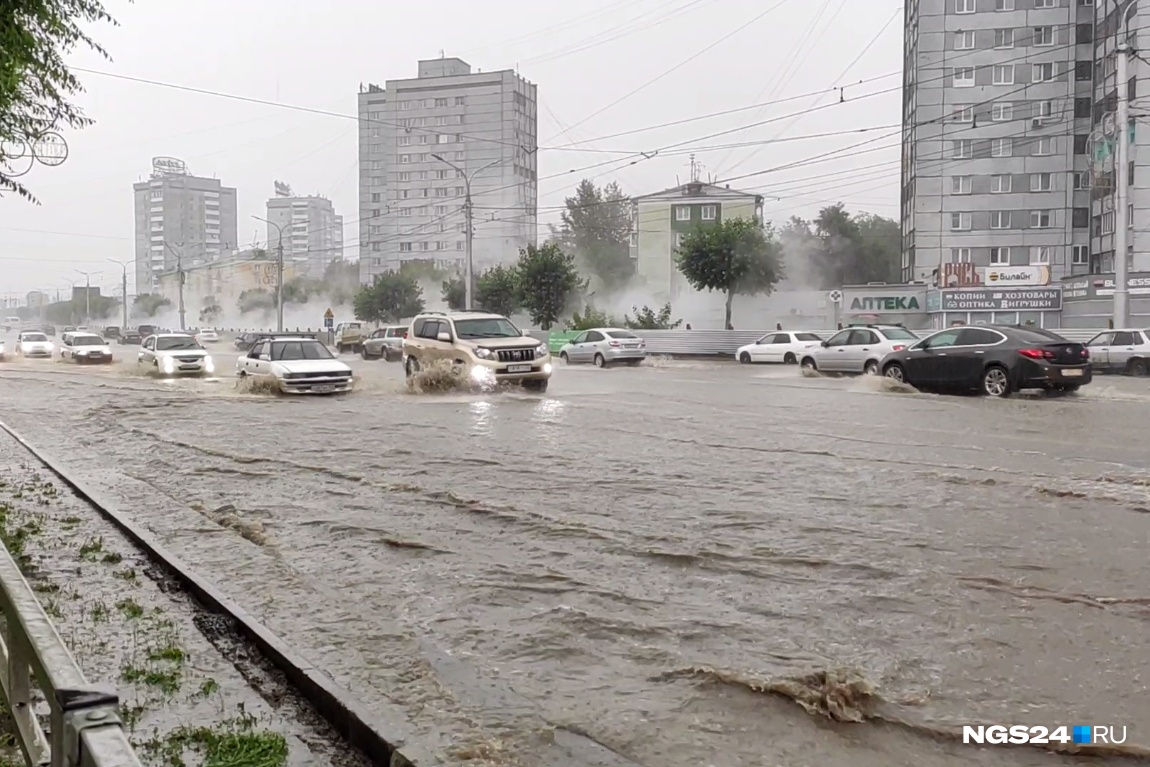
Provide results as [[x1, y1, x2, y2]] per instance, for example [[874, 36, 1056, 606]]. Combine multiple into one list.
[[113, 567, 138, 582], [121, 664, 181, 695], [139, 715, 289, 767], [78, 535, 104, 560], [116, 597, 144, 619], [101, 551, 123, 564]]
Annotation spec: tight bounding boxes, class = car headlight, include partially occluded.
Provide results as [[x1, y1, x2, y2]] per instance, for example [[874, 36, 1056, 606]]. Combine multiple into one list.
[[76, 349, 88, 356], [204, 356, 214, 372], [470, 365, 495, 383], [475, 347, 492, 359], [535, 343, 548, 357], [162, 357, 175, 373], [45, 343, 53, 351]]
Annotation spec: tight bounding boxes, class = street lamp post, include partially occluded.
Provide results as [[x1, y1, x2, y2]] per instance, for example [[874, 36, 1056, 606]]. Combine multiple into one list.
[[1113, 3, 1139, 329], [431, 154, 503, 310], [74, 270, 99, 325], [253, 216, 285, 332], [107, 260, 131, 330]]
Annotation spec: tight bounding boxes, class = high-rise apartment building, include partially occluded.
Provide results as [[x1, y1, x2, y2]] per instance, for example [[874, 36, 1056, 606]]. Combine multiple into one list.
[[901, 0, 1095, 284], [133, 157, 238, 292], [264, 183, 345, 279], [356, 57, 538, 283]]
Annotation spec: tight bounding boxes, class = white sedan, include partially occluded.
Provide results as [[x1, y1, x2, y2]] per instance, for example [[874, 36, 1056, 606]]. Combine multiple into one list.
[[196, 329, 219, 343], [16, 332, 53, 358], [60, 333, 113, 364], [138, 333, 215, 376], [736, 331, 825, 364], [236, 336, 353, 394]]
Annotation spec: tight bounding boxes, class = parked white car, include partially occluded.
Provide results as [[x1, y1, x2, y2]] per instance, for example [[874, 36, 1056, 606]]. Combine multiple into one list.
[[59, 333, 113, 364], [16, 331, 53, 358], [196, 329, 220, 344], [138, 333, 214, 376], [235, 336, 353, 394], [799, 324, 920, 375], [736, 331, 825, 364]]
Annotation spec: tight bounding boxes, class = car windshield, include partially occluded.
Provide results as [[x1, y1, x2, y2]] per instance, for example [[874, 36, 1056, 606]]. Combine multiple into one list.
[[387, 327, 405, 336], [795, 333, 822, 341], [606, 330, 638, 339], [156, 336, 202, 351], [879, 327, 918, 340], [22, 334, 47, 342], [73, 335, 104, 346], [454, 318, 521, 339], [271, 340, 334, 360]]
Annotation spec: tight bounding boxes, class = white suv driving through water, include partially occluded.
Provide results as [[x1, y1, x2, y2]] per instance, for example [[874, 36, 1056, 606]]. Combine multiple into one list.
[[403, 311, 553, 391], [799, 324, 920, 375]]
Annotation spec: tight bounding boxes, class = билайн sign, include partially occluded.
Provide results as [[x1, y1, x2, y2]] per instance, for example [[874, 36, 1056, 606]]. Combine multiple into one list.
[[939, 287, 1062, 311], [848, 296, 921, 312]]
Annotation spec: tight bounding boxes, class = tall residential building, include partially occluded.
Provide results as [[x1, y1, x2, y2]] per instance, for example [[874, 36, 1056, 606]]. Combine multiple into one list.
[[901, 0, 1095, 285], [264, 182, 345, 279], [1091, 0, 1150, 274], [133, 157, 238, 292], [356, 57, 538, 283]]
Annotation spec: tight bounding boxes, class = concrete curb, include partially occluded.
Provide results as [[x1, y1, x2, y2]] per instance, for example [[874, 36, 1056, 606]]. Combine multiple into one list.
[[0, 419, 437, 767]]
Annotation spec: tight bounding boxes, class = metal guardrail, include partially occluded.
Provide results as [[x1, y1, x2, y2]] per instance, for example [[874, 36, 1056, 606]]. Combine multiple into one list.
[[0, 544, 142, 766]]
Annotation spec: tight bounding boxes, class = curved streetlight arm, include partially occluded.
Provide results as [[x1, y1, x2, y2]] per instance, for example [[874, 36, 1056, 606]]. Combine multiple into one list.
[[430, 155, 506, 309]]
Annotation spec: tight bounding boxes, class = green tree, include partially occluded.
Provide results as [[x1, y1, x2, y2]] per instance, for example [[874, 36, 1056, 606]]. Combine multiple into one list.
[[319, 257, 361, 305], [199, 296, 221, 325], [677, 217, 784, 329], [550, 179, 633, 290], [1, 1, 118, 200], [442, 276, 465, 310], [281, 277, 313, 305], [566, 305, 616, 331], [623, 303, 682, 330], [474, 265, 520, 317], [515, 243, 584, 330], [132, 293, 171, 318], [794, 205, 901, 289], [399, 258, 449, 283], [353, 271, 424, 323], [237, 289, 274, 315]]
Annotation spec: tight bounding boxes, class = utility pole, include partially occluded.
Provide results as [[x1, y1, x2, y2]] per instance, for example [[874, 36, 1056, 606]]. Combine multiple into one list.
[[252, 216, 285, 332], [108, 260, 130, 329], [163, 242, 186, 330], [1114, 5, 1137, 329], [74, 270, 98, 325], [432, 154, 504, 310]]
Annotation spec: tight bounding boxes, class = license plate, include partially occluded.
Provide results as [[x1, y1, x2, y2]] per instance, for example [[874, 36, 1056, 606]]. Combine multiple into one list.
[[1062, 368, 1083, 377], [314, 384, 335, 392], [506, 364, 531, 373]]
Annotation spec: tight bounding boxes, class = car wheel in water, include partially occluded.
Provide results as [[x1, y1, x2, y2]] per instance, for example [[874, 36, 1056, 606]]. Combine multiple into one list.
[[800, 357, 816, 371], [361, 348, 369, 360], [1127, 358, 1148, 377], [560, 351, 569, 364], [523, 379, 548, 393], [405, 357, 419, 378], [783, 353, 796, 364], [982, 365, 1011, 397], [593, 353, 606, 368], [864, 359, 879, 375], [739, 352, 751, 364], [884, 363, 905, 382]]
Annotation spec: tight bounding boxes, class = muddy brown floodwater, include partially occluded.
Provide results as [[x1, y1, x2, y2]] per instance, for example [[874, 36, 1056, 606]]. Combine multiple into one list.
[[1, 348, 1149, 767]]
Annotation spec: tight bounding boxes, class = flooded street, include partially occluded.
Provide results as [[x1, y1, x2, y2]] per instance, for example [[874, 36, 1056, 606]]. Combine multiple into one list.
[[2, 346, 1149, 766]]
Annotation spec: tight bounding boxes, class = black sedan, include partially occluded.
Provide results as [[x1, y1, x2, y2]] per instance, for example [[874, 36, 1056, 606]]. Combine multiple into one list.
[[881, 325, 1091, 397]]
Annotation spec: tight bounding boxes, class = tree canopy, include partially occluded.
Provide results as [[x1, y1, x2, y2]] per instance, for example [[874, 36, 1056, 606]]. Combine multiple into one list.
[[353, 271, 424, 323], [676, 217, 784, 328], [1, 0, 117, 200], [550, 179, 633, 290], [442, 276, 465, 311], [623, 303, 682, 330], [515, 242, 585, 330], [132, 293, 171, 318], [779, 205, 900, 289], [474, 265, 520, 317]]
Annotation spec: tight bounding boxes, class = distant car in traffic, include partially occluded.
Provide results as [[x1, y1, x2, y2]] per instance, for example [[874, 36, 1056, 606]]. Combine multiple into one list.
[[235, 337, 353, 394], [1084, 329, 1150, 376], [881, 325, 1091, 397], [559, 328, 646, 367], [103, 326, 121, 339], [42, 325, 56, 336], [361, 326, 406, 361], [196, 329, 219, 344], [138, 333, 214, 376], [737, 331, 825, 364], [119, 329, 141, 345], [16, 331, 53, 358], [799, 324, 920, 375], [234, 332, 261, 351], [59, 333, 112, 364], [3, 316, 20, 332]]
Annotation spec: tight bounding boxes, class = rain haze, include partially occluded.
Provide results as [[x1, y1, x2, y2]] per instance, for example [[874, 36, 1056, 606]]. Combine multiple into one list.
[[4, 3, 1150, 767]]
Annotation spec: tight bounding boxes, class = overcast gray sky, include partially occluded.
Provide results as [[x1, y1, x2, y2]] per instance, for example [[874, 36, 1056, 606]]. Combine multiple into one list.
[[0, 0, 902, 297]]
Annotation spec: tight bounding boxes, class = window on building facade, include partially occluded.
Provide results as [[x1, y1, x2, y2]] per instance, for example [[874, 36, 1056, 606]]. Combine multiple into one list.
[[994, 29, 1015, 48], [1033, 26, 1054, 46], [701, 205, 717, 220], [676, 207, 691, 221], [1072, 171, 1086, 190], [1030, 172, 1053, 191], [951, 248, 972, 262], [995, 0, 1014, 9], [1073, 245, 1089, 264], [990, 247, 1010, 265], [952, 175, 972, 194], [1030, 246, 1052, 264], [953, 67, 975, 87], [953, 104, 974, 122], [1073, 134, 1088, 154], [951, 212, 972, 230], [991, 211, 1012, 229], [1032, 138, 1053, 155], [955, 31, 975, 49], [455, 96, 466, 105], [992, 102, 1013, 121], [991, 138, 1013, 157], [991, 174, 1012, 193], [398, 137, 410, 146], [1030, 210, 1053, 228], [956, 0, 975, 12], [1034, 0, 1054, 7], [993, 65, 1015, 84], [1033, 62, 1055, 82], [952, 139, 972, 158]]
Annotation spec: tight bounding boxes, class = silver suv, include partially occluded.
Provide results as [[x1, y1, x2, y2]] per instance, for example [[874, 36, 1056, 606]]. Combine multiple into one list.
[[403, 311, 553, 391], [799, 324, 920, 375]]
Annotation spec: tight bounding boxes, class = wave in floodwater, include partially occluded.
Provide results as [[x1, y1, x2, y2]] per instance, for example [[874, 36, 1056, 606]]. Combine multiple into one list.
[[850, 375, 920, 395]]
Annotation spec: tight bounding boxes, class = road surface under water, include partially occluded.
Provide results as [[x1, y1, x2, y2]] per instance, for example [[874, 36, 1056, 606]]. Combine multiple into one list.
[[1, 342, 1148, 766]]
